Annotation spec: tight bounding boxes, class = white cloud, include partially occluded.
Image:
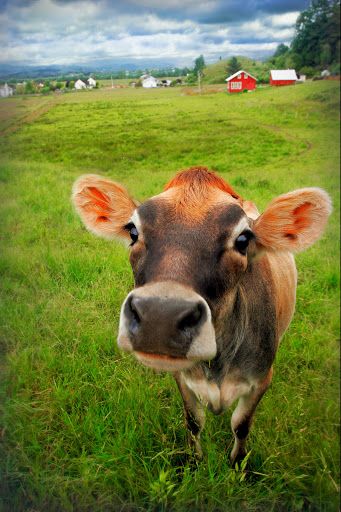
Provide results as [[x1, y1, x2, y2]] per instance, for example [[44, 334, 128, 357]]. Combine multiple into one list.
[[270, 11, 299, 27], [1, 0, 299, 66]]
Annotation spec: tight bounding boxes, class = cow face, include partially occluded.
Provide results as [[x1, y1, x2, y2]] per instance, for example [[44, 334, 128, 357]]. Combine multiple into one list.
[[72, 167, 331, 372]]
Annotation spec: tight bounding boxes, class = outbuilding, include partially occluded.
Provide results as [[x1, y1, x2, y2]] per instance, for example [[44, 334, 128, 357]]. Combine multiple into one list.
[[141, 75, 158, 88], [74, 79, 87, 90], [225, 70, 257, 93], [87, 77, 96, 88], [0, 83, 14, 98], [270, 69, 297, 86]]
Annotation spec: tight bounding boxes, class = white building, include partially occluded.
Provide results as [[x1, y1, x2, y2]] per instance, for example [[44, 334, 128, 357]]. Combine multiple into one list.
[[87, 77, 96, 88], [142, 75, 158, 88], [74, 79, 87, 90], [0, 83, 14, 98]]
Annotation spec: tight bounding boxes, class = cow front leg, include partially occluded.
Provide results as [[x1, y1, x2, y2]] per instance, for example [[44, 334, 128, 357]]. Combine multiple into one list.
[[174, 372, 205, 459], [230, 367, 273, 466]]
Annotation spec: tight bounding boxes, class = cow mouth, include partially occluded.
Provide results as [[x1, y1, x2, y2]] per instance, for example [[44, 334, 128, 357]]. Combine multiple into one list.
[[134, 351, 194, 372]]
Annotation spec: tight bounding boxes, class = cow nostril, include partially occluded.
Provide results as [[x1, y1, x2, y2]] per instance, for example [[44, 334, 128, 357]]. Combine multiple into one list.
[[177, 303, 204, 331], [127, 296, 142, 335], [130, 298, 141, 323]]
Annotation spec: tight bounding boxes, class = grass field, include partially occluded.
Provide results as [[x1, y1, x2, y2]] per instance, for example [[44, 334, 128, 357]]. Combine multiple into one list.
[[0, 82, 339, 512]]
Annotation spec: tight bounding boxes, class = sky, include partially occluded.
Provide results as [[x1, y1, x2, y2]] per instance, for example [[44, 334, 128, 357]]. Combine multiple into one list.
[[0, 0, 310, 68]]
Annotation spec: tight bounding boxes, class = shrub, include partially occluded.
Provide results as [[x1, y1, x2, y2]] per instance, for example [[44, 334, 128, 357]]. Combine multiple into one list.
[[330, 62, 340, 75], [299, 66, 316, 78], [24, 81, 35, 94]]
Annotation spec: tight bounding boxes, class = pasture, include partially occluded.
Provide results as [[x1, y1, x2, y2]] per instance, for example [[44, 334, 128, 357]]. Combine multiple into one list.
[[0, 82, 339, 511]]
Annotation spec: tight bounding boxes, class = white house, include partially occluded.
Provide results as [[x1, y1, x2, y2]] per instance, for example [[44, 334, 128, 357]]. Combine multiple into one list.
[[87, 77, 96, 88], [0, 83, 14, 98], [141, 75, 158, 88], [74, 79, 87, 90]]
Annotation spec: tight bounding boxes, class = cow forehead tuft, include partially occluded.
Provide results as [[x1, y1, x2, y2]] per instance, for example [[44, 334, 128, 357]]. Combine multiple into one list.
[[164, 166, 241, 200], [137, 167, 241, 224]]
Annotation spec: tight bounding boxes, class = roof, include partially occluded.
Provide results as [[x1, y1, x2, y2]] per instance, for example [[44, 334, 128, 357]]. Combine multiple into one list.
[[270, 69, 297, 81], [225, 70, 257, 82], [142, 76, 157, 82]]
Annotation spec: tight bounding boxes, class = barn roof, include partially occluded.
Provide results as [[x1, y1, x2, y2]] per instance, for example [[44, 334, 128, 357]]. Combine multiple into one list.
[[270, 69, 297, 81], [225, 70, 257, 82]]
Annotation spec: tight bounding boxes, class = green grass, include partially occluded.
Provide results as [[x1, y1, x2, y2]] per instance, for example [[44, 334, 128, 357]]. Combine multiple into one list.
[[0, 81, 339, 511]]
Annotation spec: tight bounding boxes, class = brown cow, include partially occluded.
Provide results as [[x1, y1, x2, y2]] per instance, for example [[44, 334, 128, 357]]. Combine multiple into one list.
[[72, 167, 331, 464]]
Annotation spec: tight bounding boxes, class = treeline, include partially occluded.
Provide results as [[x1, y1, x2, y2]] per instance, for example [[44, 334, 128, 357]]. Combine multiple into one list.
[[6, 66, 191, 85], [269, 0, 340, 77]]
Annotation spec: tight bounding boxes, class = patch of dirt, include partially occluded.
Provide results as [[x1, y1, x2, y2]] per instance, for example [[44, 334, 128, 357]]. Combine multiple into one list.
[[0, 97, 62, 136]]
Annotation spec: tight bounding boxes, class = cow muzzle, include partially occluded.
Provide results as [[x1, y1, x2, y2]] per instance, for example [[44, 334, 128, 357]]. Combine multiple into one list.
[[118, 281, 216, 371]]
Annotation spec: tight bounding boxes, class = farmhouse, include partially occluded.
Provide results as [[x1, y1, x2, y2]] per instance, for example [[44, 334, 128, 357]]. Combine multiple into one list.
[[141, 75, 158, 88], [87, 77, 96, 88], [74, 79, 87, 90], [225, 70, 257, 93], [0, 83, 14, 97], [270, 69, 297, 86]]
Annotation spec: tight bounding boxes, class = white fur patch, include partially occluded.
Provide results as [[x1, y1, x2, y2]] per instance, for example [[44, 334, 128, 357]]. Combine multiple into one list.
[[182, 373, 253, 414], [227, 217, 251, 249]]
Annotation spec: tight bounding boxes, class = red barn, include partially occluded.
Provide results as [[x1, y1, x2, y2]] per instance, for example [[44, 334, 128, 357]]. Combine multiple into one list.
[[270, 69, 297, 86], [226, 70, 257, 93]]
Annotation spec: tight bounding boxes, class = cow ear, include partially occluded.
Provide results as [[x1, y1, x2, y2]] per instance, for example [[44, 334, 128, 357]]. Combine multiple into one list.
[[242, 200, 260, 220], [253, 188, 332, 253], [72, 174, 138, 241]]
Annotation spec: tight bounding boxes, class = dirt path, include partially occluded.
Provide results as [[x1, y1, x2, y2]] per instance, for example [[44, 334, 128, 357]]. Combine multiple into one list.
[[0, 96, 63, 137]]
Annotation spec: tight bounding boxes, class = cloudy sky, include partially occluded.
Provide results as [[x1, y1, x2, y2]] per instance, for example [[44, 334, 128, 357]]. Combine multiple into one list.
[[0, 0, 309, 67]]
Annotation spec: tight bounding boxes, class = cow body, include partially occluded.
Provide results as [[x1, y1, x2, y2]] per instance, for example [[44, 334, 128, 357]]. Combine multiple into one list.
[[72, 167, 331, 463]]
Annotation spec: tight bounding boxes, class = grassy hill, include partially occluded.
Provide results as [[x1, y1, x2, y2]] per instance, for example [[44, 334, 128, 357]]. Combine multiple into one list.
[[203, 56, 270, 84]]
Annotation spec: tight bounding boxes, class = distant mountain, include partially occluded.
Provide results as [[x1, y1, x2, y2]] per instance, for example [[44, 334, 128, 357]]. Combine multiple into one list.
[[0, 58, 181, 80]]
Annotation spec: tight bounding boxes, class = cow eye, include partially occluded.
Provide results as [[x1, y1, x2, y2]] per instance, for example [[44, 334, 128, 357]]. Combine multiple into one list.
[[125, 222, 139, 245], [235, 231, 254, 255]]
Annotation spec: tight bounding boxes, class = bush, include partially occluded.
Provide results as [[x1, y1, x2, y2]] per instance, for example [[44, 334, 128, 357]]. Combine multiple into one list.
[[330, 62, 340, 76], [185, 73, 197, 84], [298, 66, 316, 78], [24, 81, 35, 94], [257, 72, 270, 84]]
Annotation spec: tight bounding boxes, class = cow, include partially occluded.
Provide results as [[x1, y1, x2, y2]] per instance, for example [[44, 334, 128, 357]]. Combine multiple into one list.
[[72, 166, 331, 464]]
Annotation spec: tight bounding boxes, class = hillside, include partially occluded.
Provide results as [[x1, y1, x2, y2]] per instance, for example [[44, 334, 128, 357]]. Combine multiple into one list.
[[202, 56, 270, 84]]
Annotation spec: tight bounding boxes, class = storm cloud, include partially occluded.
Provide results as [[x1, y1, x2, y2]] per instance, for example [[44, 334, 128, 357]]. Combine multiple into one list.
[[0, 0, 308, 66]]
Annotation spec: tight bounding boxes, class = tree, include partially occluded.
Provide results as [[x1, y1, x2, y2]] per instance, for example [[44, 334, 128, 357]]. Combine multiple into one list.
[[194, 55, 205, 75], [320, 42, 332, 66], [24, 81, 35, 94], [227, 56, 241, 75], [291, 0, 340, 67], [273, 43, 290, 58]]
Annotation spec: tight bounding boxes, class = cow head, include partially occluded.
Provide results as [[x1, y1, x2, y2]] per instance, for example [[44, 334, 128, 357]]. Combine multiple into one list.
[[72, 167, 331, 372]]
